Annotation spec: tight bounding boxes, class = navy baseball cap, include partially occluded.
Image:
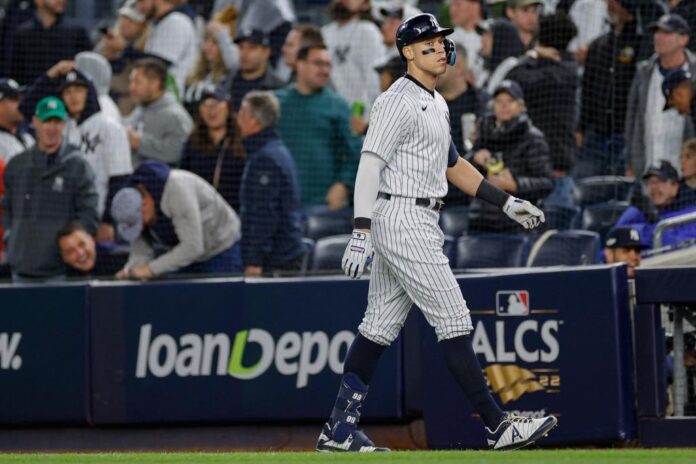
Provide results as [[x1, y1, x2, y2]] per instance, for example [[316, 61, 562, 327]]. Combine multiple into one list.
[[642, 160, 679, 182], [605, 227, 647, 249], [0, 78, 22, 100], [662, 68, 692, 109], [111, 187, 143, 243], [197, 83, 231, 103], [494, 80, 524, 101], [649, 13, 691, 35], [235, 29, 270, 47], [59, 70, 90, 92]]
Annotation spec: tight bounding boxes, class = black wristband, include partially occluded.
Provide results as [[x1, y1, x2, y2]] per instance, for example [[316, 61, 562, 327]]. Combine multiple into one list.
[[475, 179, 510, 208], [353, 217, 372, 230]]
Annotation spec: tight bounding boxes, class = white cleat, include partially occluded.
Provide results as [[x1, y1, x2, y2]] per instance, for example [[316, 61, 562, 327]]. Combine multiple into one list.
[[486, 413, 558, 451]]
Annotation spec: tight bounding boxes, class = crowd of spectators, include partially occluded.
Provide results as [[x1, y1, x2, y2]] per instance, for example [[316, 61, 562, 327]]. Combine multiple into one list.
[[1, 0, 696, 282]]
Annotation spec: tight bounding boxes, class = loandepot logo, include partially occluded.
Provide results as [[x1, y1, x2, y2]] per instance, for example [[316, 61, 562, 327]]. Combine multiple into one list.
[[135, 324, 354, 388], [484, 364, 545, 404], [0, 332, 22, 370]]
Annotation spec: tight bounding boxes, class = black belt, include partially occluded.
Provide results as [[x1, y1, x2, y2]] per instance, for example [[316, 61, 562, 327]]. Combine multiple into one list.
[[377, 192, 444, 211]]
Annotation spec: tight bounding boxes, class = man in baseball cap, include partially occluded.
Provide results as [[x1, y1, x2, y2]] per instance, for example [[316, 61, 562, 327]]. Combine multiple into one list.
[[493, 79, 524, 101], [0, 78, 34, 163], [649, 13, 691, 36], [230, 28, 283, 111], [604, 226, 647, 277], [662, 68, 693, 113], [642, 161, 681, 209]]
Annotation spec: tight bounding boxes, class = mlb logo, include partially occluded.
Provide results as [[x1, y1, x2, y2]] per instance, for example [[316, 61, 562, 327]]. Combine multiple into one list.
[[496, 291, 530, 316]]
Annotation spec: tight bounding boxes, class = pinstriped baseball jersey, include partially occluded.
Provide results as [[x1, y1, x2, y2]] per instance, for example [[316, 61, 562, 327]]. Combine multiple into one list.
[[362, 75, 451, 199]]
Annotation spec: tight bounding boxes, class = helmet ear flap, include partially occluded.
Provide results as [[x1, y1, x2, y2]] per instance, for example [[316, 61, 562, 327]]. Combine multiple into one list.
[[445, 38, 456, 66]]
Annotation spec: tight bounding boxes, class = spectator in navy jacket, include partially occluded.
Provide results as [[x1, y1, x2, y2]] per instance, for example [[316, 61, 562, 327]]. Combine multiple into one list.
[[237, 90, 305, 277]]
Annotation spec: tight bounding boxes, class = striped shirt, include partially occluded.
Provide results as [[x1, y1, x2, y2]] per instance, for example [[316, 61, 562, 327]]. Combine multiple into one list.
[[362, 75, 451, 199]]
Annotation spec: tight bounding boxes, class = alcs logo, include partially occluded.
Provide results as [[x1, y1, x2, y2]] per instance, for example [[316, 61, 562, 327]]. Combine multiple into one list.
[[135, 325, 354, 388], [0, 332, 22, 370]]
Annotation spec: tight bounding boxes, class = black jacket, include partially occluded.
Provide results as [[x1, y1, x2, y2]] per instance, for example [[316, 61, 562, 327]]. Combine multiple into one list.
[[506, 54, 578, 173], [580, 21, 651, 136], [468, 114, 554, 233], [8, 14, 91, 85]]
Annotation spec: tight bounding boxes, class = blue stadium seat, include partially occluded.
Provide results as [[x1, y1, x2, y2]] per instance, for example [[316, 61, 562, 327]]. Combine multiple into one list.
[[582, 201, 630, 244], [310, 234, 351, 272], [439, 206, 469, 237], [543, 205, 581, 230], [527, 230, 601, 266], [455, 234, 528, 269], [304, 212, 353, 240], [443, 235, 456, 266], [299, 238, 316, 274], [574, 176, 635, 207]]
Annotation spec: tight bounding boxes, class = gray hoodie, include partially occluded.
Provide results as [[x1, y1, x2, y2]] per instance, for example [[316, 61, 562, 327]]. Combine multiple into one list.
[[124, 168, 241, 275], [124, 93, 193, 166], [75, 51, 122, 123]]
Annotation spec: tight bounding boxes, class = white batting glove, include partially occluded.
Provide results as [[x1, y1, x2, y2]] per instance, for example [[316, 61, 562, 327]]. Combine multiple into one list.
[[342, 231, 374, 279], [503, 197, 545, 230]]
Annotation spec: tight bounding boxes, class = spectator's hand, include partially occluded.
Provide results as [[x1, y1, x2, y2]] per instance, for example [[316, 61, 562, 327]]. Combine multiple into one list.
[[503, 197, 545, 230], [575, 45, 589, 65], [95, 224, 114, 243], [115, 269, 129, 279], [129, 264, 154, 280], [575, 131, 584, 147], [626, 167, 635, 178], [102, 31, 127, 58], [46, 60, 75, 79], [487, 169, 517, 193], [473, 149, 492, 167], [326, 182, 348, 210], [127, 128, 141, 150], [342, 231, 373, 279], [245, 266, 263, 277], [350, 115, 368, 135], [207, 20, 227, 36]]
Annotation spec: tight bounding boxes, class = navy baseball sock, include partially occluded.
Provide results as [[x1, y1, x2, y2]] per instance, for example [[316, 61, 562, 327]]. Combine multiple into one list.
[[343, 333, 387, 385], [441, 334, 505, 430]]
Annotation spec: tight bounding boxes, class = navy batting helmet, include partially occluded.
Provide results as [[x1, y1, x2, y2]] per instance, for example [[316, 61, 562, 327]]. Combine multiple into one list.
[[396, 13, 456, 65]]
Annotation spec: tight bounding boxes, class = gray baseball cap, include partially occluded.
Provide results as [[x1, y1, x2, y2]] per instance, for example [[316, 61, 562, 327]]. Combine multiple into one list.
[[111, 187, 143, 243]]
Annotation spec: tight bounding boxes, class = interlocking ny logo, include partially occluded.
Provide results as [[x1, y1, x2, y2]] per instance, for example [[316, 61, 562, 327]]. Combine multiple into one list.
[[485, 364, 544, 404]]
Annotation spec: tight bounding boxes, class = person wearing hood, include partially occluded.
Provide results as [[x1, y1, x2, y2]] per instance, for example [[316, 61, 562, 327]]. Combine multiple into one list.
[[75, 52, 122, 124], [3, 96, 99, 282], [467, 80, 554, 233], [19, 60, 133, 241], [505, 12, 578, 208], [112, 161, 242, 279]]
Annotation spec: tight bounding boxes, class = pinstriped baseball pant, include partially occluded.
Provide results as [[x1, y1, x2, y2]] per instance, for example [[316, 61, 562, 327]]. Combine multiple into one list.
[[358, 196, 473, 346]]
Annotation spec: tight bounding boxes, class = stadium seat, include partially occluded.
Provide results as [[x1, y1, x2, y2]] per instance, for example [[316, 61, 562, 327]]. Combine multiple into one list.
[[582, 201, 630, 244], [439, 205, 469, 237], [455, 234, 528, 269], [299, 238, 316, 274], [443, 235, 456, 266], [304, 211, 354, 240], [543, 205, 581, 230], [574, 176, 635, 207], [527, 230, 601, 267], [310, 234, 351, 272]]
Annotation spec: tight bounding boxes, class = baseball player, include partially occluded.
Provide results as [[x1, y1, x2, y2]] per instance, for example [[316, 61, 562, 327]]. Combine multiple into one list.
[[316, 14, 557, 453]]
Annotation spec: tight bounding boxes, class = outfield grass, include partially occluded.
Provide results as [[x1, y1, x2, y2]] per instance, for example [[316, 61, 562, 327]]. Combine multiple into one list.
[[0, 450, 695, 464]]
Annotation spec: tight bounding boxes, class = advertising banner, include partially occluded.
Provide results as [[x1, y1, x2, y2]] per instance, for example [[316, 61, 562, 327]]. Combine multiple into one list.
[[421, 265, 635, 447], [0, 284, 89, 423], [89, 278, 403, 424]]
